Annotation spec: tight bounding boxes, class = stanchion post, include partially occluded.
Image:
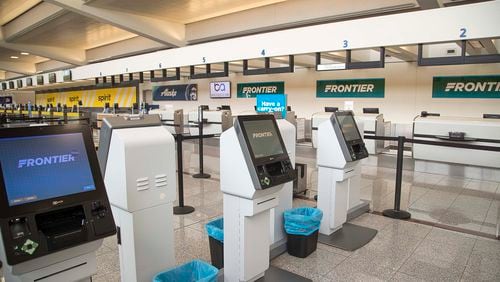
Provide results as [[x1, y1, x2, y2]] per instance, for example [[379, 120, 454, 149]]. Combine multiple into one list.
[[193, 105, 211, 179], [382, 136, 411, 219]]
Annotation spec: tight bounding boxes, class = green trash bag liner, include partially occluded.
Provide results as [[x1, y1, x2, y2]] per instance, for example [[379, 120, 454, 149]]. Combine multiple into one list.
[[284, 207, 323, 236], [152, 259, 219, 282], [205, 217, 223, 243]]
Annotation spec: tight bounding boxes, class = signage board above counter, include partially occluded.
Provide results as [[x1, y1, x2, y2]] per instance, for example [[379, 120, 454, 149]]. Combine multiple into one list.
[[36, 86, 138, 107], [432, 75, 500, 98], [0, 96, 13, 104], [210, 81, 231, 98], [237, 81, 285, 98], [152, 84, 198, 101], [316, 78, 385, 98]]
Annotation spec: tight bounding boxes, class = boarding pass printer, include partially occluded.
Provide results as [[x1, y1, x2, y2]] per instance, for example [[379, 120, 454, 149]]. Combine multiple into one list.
[[0, 125, 116, 282]]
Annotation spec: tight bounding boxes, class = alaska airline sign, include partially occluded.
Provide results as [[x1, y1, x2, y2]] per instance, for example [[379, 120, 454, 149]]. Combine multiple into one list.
[[237, 81, 285, 98], [316, 78, 385, 98], [432, 75, 500, 98]]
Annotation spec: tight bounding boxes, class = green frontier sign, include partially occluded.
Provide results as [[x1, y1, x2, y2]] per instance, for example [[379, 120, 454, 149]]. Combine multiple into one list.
[[316, 78, 385, 98], [433, 75, 500, 98], [237, 81, 285, 98]]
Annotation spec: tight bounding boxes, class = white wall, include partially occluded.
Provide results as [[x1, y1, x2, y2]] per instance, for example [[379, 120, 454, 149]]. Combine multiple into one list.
[[0, 91, 35, 105], [145, 61, 500, 124]]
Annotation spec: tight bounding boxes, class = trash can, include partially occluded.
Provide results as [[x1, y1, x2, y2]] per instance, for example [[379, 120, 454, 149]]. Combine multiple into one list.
[[284, 207, 323, 258], [205, 218, 223, 269], [293, 163, 307, 195], [152, 259, 218, 282]]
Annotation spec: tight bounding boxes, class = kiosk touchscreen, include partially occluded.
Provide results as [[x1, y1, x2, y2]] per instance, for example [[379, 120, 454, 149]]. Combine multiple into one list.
[[317, 111, 376, 251], [0, 125, 116, 282], [220, 115, 309, 282]]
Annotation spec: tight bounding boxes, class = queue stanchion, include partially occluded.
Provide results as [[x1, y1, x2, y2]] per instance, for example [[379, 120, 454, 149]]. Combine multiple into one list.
[[382, 136, 411, 219], [193, 105, 211, 179], [174, 134, 195, 215]]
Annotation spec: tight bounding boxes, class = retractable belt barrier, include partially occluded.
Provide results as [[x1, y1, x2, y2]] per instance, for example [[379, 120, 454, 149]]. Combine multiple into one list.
[[363, 135, 500, 220]]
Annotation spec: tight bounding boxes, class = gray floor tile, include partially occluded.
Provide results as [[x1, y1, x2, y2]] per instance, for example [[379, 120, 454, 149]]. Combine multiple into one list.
[[96, 251, 121, 276], [412, 239, 474, 266], [461, 265, 500, 282], [399, 256, 466, 282], [272, 249, 347, 278], [325, 252, 399, 281], [349, 212, 396, 230], [390, 272, 427, 282], [473, 237, 500, 256], [466, 250, 500, 277], [378, 220, 432, 239], [92, 271, 121, 282], [425, 227, 477, 247]]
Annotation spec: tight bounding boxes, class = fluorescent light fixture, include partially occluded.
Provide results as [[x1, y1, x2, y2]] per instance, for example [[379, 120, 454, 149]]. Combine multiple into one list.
[[317, 63, 346, 71], [10, 56, 19, 59], [20, 52, 29, 55]]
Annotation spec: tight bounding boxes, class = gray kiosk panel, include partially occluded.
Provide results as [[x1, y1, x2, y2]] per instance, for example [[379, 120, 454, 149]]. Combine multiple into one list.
[[330, 111, 369, 162], [234, 115, 295, 190]]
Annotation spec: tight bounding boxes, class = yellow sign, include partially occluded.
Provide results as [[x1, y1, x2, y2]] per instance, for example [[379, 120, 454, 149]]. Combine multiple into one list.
[[36, 86, 137, 107]]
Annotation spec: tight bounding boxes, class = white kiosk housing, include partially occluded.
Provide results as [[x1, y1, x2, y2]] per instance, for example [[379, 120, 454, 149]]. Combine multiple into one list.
[[98, 115, 177, 282], [317, 111, 377, 251], [220, 115, 309, 282]]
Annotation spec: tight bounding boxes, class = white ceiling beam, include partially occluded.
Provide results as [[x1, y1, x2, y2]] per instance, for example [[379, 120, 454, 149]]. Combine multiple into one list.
[[35, 60, 74, 73], [72, 1, 500, 79], [270, 57, 315, 68], [2, 2, 66, 41], [86, 36, 166, 63], [0, 71, 5, 80], [45, 0, 186, 47], [0, 61, 36, 75], [0, 0, 42, 26]]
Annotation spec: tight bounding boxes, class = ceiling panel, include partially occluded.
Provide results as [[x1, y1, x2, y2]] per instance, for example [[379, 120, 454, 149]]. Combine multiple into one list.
[[87, 0, 287, 23], [0, 0, 41, 26], [0, 47, 47, 64], [11, 12, 136, 49]]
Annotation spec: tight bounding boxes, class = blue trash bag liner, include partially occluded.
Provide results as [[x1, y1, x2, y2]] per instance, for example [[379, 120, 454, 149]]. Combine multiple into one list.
[[205, 217, 224, 243], [152, 259, 219, 282], [284, 207, 323, 236]]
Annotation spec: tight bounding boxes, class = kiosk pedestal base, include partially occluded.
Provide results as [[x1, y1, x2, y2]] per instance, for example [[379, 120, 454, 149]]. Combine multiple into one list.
[[193, 173, 211, 179], [217, 266, 312, 282], [318, 223, 377, 251], [173, 205, 195, 215]]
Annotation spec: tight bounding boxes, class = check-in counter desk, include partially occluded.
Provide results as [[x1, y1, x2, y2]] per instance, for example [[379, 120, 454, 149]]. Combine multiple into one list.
[[312, 112, 384, 154], [188, 109, 232, 135], [413, 116, 500, 168], [149, 108, 186, 134]]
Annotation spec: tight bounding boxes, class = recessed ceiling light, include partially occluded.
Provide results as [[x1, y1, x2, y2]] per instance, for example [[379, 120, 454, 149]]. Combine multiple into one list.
[[20, 52, 29, 55], [10, 56, 19, 59]]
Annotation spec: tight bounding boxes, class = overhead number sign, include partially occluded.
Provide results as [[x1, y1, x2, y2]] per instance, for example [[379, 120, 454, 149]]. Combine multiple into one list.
[[316, 78, 385, 98], [152, 84, 198, 101], [36, 86, 137, 107], [237, 81, 285, 98], [432, 75, 500, 98]]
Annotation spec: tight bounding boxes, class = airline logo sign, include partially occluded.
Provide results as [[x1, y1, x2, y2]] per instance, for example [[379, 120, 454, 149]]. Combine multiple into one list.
[[36, 87, 137, 107], [237, 82, 284, 98], [317, 79, 385, 98], [152, 84, 198, 101], [433, 75, 500, 98]]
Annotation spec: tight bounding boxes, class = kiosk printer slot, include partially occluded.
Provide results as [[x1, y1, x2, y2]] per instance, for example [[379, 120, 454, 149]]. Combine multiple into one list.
[[220, 115, 309, 282], [98, 114, 177, 282], [317, 111, 376, 251], [0, 125, 116, 282]]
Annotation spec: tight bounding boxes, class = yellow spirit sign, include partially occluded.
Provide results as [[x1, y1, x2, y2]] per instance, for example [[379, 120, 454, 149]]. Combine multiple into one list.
[[36, 86, 137, 107]]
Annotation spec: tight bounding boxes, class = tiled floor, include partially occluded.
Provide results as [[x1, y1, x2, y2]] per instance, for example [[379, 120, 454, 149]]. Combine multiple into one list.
[[2, 140, 499, 281]]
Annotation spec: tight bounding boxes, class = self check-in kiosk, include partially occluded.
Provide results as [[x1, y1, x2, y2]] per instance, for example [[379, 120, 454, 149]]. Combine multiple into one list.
[[220, 115, 309, 282], [317, 111, 377, 251], [0, 125, 116, 282], [98, 114, 177, 282]]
